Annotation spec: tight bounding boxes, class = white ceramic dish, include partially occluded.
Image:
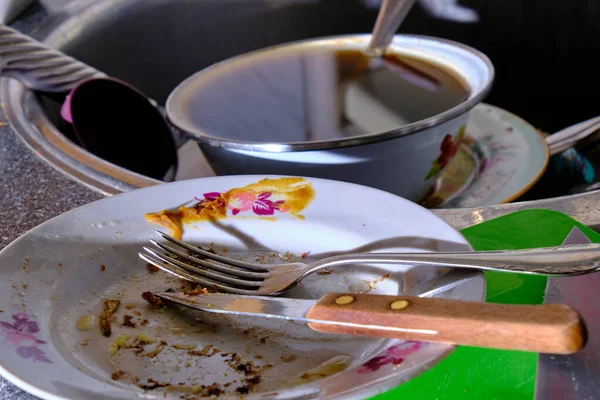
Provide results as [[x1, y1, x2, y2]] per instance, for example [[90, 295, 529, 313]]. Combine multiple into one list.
[[421, 103, 549, 207], [0, 176, 484, 399]]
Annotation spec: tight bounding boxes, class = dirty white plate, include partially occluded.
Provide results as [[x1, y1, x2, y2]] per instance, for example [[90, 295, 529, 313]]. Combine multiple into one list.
[[0, 176, 484, 400]]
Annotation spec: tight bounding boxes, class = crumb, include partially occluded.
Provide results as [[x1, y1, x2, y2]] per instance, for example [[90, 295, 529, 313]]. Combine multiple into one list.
[[135, 333, 157, 345], [111, 370, 126, 380], [301, 373, 310, 379], [146, 263, 160, 273], [139, 378, 169, 390], [254, 354, 263, 359], [122, 315, 136, 328], [108, 333, 130, 355], [236, 387, 249, 394], [125, 303, 136, 309], [245, 376, 261, 385], [184, 287, 209, 296], [259, 337, 267, 344], [141, 319, 149, 326], [317, 269, 333, 275], [100, 264, 106, 272], [22, 258, 29, 270], [76, 315, 95, 331], [133, 310, 141, 316], [80, 340, 89, 347], [165, 288, 175, 293], [280, 354, 297, 363], [173, 343, 196, 350], [184, 362, 191, 368], [99, 299, 121, 337], [188, 344, 216, 357], [141, 291, 162, 306], [301, 252, 307, 258], [143, 346, 164, 358], [21, 284, 27, 290]]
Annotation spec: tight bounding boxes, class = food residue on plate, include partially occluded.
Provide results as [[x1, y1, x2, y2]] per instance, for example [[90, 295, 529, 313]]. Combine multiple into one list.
[[144, 177, 315, 239], [61, 246, 374, 398], [184, 287, 209, 296], [75, 315, 95, 331], [99, 299, 120, 337], [285, 355, 352, 387], [146, 263, 160, 273]]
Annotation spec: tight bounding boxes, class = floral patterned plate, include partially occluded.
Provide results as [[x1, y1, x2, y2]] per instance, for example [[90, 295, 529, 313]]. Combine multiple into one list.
[[0, 176, 484, 400], [420, 104, 549, 208]]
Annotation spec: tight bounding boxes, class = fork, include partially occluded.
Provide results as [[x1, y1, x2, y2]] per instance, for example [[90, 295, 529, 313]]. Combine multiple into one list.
[[139, 231, 600, 295]]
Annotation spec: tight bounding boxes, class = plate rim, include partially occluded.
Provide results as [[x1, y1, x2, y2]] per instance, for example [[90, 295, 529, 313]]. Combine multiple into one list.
[[434, 103, 549, 207]]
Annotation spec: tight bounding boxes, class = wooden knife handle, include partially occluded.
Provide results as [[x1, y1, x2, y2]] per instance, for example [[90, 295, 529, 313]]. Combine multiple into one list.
[[306, 293, 586, 354]]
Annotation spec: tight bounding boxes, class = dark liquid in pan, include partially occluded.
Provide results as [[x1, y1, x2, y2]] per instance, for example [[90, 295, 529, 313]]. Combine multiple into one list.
[[189, 47, 470, 143]]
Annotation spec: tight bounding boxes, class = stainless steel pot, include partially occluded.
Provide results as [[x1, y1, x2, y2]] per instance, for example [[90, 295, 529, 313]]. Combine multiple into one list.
[[166, 34, 494, 202]]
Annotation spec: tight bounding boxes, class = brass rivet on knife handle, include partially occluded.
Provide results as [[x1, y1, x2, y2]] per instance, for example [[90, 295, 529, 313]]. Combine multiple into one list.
[[307, 293, 587, 354], [335, 295, 355, 305], [390, 300, 410, 310]]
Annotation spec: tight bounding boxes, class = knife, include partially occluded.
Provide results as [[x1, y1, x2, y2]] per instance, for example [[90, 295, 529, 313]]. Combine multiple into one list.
[[156, 290, 586, 355], [536, 226, 595, 398]]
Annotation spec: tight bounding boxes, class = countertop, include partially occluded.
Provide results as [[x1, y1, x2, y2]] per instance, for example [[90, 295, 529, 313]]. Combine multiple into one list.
[[0, 11, 102, 399], [0, 88, 101, 400]]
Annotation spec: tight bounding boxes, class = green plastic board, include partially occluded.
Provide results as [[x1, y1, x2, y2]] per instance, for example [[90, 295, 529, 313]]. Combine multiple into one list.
[[374, 209, 600, 400]]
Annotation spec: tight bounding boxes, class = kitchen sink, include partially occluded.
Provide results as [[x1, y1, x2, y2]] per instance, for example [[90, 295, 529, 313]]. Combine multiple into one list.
[[2, 0, 380, 194]]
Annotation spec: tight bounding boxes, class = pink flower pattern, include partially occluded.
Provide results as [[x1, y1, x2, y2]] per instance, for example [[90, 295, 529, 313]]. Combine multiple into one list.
[[196, 191, 287, 216], [358, 341, 425, 373], [0, 313, 51, 363]]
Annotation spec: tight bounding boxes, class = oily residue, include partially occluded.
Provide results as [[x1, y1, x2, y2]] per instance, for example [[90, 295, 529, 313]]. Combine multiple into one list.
[[144, 177, 315, 239]]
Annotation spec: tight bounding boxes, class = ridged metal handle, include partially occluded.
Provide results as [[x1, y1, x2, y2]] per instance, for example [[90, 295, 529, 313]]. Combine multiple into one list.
[[308, 244, 600, 277], [546, 116, 600, 155], [0, 24, 106, 92]]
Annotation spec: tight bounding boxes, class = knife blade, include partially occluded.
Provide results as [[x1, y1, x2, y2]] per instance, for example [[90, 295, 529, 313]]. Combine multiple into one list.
[[536, 226, 595, 399], [561, 226, 592, 246], [156, 290, 585, 354]]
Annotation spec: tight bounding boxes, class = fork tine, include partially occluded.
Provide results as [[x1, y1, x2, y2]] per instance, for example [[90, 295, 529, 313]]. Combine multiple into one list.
[[139, 252, 259, 295], [156, 231, 272, 271], [149, 239, 267, 279], [143, 247, 263, 289]]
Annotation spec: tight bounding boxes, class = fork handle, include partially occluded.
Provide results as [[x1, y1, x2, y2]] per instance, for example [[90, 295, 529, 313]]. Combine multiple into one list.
[[308, 244, 600, 276], [306, 293, 586, 354]]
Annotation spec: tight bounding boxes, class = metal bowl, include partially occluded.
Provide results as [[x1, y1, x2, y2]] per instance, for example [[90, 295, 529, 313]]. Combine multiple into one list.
[[167, 34, 494, 202]]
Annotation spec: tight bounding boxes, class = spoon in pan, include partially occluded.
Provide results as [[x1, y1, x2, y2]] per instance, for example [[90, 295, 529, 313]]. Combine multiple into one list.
[[345, 0, 441, 98]]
